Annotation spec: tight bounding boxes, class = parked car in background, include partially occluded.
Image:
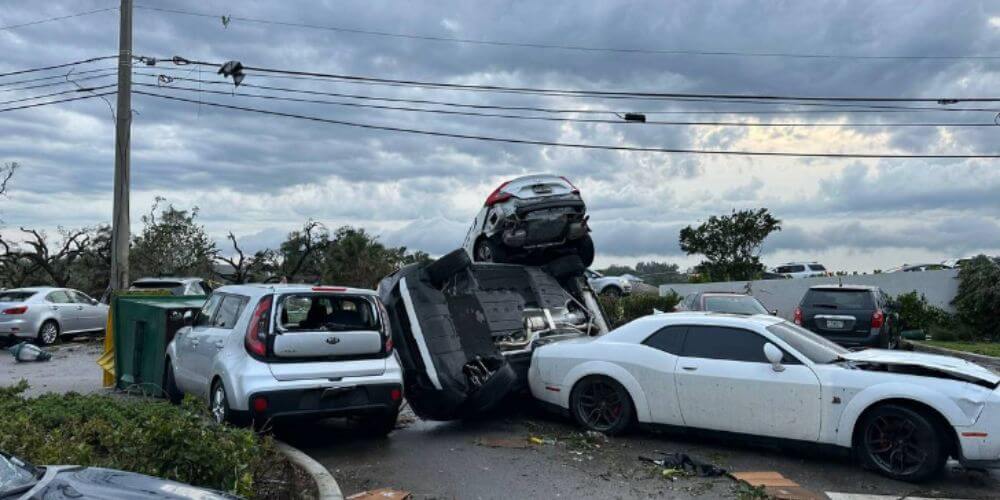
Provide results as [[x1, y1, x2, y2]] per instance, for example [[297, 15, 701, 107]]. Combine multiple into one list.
[[529, 312, 1000, 482], [773, 262, 829, 279], [794, 285, 900, 349], [677, 291, 774, 315], [0, 451, 238, 499], [887, 263, 952, 273], [462, 174, 594, 267], [941, 258, 972, 269], [164, 284, 403, 434], [585, 269, 632, 297], [0, 287, 108, 346], [130, 277, 212, 296], [759, 271, 791, 280]]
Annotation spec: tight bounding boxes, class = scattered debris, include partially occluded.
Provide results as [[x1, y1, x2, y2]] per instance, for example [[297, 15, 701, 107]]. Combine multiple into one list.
[[346, 488, 412, 500], [529, 435, 556, 445], [8, 342, 51, 362], [731, 471, 824, 500], [476, 437, 533, 449], [638, 452, 726, 477]]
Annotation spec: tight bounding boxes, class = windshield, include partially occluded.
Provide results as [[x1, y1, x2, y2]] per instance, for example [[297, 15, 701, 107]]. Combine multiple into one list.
[[277, 294, 380, 332], [803, 289, 873, 309], [0, 292, 35, 302], [767, 322, 849, 364], [703, 295, 769, 315], [0, 453, 39, 497], [130, 281, 184, 295]]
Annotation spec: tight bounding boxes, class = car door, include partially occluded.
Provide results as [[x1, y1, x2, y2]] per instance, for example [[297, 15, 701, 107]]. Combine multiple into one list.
[[637, 325, 687, 425], [45, 290, 82, 333], [174, 293, 223, 394], [68, 290, 103, 331], [198, 294, 248, 377], [673, 325, 822, 441]]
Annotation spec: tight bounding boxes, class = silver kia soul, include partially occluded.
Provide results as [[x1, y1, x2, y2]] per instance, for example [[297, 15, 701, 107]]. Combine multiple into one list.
[[164, 284, 403, 434]]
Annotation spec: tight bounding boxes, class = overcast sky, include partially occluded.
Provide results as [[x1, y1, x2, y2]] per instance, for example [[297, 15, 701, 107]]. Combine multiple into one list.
[[1, 0, 998, 273]]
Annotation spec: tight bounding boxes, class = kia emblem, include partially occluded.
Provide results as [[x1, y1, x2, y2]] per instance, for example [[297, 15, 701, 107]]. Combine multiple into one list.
[[325, 336, 341, 345]]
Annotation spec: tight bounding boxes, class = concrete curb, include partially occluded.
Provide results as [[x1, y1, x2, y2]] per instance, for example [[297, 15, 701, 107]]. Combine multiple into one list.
[[275, 441, 344, 500], [904, 340, 1000, 373]]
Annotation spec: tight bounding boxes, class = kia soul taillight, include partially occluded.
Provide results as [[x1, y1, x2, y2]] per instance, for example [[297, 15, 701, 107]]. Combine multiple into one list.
[[245, 295, 272, 357]]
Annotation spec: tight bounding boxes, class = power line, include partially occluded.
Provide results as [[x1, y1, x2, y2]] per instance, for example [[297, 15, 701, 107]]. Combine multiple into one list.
[[140, 83, 1000, 128], [137, 71, 1000, 115], [134, 90, 1000, 159], [0, 6, 117, 31], [133, 4, 1000, 62], [0, 85, 116, 107], [0, 72, 118, 93], [0, 56, 117, 78], [0, 67, 117, 88], [0, 92, 117, 114], [153, 56, 1000, 104]]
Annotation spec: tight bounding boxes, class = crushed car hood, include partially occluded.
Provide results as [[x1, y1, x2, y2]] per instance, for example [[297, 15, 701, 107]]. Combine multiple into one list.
[[842, 349, 1000, 386]]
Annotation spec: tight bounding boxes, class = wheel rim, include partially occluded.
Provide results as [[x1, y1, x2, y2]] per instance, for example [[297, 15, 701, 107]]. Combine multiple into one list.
[[577, 380, 625, 432], [864, 415, 929, 475], [41, 323, 58, 344], [211, 386, 227, 423]]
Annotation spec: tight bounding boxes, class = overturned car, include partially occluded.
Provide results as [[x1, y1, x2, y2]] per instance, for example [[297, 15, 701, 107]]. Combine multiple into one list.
[[378, 249, 608, 420]]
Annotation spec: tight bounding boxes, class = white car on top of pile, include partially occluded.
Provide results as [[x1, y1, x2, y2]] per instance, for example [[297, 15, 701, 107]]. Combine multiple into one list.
[[529, 312, 1000, 482]]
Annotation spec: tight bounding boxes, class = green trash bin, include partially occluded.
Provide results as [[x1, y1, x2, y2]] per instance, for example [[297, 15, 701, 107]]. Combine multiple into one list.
[[112, 294, 207, 395]]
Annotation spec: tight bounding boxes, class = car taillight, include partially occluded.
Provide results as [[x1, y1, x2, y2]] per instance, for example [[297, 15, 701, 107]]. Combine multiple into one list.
[[385, 336, 394, 352], [560, 176, 580, 194], [871, 309, 884, 329], [1, 306, 27, 315], [245, 295, 272, 357], [484, 181, 512, 206], [793, 306, 802, 325]]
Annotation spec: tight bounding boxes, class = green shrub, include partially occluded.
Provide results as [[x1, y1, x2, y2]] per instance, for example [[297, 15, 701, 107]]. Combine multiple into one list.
[[952, 255, 1000, 340], [0, 383, 281, 498], [895, 291, 950, 331], [600, 291, 681, 328]]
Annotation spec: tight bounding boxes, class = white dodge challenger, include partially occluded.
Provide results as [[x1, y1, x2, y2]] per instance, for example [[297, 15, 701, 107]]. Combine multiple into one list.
[[529, 312, 1000, 482]]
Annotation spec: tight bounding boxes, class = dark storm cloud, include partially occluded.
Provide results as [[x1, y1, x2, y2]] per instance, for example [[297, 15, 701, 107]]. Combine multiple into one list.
[[1, 0, 999, 263]]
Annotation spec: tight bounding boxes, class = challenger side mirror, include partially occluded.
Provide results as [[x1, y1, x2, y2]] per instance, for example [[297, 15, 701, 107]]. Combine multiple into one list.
[[763, 343, 785, 372]]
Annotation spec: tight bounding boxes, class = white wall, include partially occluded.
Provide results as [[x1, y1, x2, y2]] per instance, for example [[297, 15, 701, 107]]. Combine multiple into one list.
[[660, 269, 959, 320]]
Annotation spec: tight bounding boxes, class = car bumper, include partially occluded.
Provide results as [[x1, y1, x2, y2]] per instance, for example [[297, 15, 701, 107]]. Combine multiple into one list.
[[0, 318, 35, 338], [956, 396, 1000, 468], [813, 329, 881, 348], [247, 382, 403, 421]]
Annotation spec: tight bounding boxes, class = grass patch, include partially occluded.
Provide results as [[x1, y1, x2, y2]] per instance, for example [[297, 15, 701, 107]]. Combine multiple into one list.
[[920, 341, 1000, 358], [0, 380, 312, 499]]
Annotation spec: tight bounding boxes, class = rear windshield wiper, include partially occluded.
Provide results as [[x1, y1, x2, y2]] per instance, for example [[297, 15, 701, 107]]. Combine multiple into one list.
[[810, 303, 839, 309]]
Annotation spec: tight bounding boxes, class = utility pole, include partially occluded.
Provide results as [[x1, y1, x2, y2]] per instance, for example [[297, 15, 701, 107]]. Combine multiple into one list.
[[110, 0, 132, 291]]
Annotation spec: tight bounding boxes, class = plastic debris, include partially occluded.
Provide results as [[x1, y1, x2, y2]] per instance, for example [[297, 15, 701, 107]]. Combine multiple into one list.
[[731, 471, 824, 500], [8, 342, 52, 362], [638, 452, 726, 477], [346, 488, 412, 500], [476, 437, 532, 449]]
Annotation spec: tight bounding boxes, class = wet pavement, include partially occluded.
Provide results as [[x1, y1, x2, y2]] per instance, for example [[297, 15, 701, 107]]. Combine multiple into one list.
[[0, 336, 105, 396], [276, 400, 999, 500]]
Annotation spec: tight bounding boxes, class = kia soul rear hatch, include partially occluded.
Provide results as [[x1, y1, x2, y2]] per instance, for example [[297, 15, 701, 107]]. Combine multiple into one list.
[[267, 291, 387, 381], [801, 288, 874, 336]]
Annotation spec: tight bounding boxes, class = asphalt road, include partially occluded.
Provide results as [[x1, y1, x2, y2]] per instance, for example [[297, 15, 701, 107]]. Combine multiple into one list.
[[276, 400, 999, 500], [1, 336, 105, 396]]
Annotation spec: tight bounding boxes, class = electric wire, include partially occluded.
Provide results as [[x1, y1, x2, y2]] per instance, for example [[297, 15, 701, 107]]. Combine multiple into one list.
[[134, 90, 1000, 159], [0, 56, 117, 78], [132, 5, 1000, 61], [138, 82, 1000, 128], [0, 92, 117, 114], [0, 85, 116, 107], [0, 6, 117, 31]]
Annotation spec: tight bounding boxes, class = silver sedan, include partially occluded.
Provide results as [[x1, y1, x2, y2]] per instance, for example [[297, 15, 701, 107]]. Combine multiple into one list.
[[0, 287, 108, 345]]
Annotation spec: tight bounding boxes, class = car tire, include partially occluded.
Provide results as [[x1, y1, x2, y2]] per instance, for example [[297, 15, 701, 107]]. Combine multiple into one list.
[[425, 248, 472, 288], [36, 320, 60, 346], [163, 362, 183, 404], [601, 286, 623, 298], [856, 404, 947, 482], [574, 234, 595, 268], [473, 237, 506, 264], [570, 375, 634, 436], [210, 379, 232, 425], [358, 408, 400, 437]]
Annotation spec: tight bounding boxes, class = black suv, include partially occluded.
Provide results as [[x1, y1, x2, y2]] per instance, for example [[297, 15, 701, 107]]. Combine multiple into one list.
[[794, 285, 900, 349]]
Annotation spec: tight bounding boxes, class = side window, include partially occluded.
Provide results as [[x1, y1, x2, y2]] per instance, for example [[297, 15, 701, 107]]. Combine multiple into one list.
[[682, 326, 769, 363], [46, 290, 72, 303], [69, 291, 95, 304], [194, 294, 224, 328], [643, 325, 687, 355], [213, 295, 247, 329], [200, 282, 213, 295]]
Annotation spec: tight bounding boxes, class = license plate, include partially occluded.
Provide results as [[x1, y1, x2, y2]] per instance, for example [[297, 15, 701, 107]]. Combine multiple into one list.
[[827, 320, 844, 328], [532, 185, 552, 194]]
